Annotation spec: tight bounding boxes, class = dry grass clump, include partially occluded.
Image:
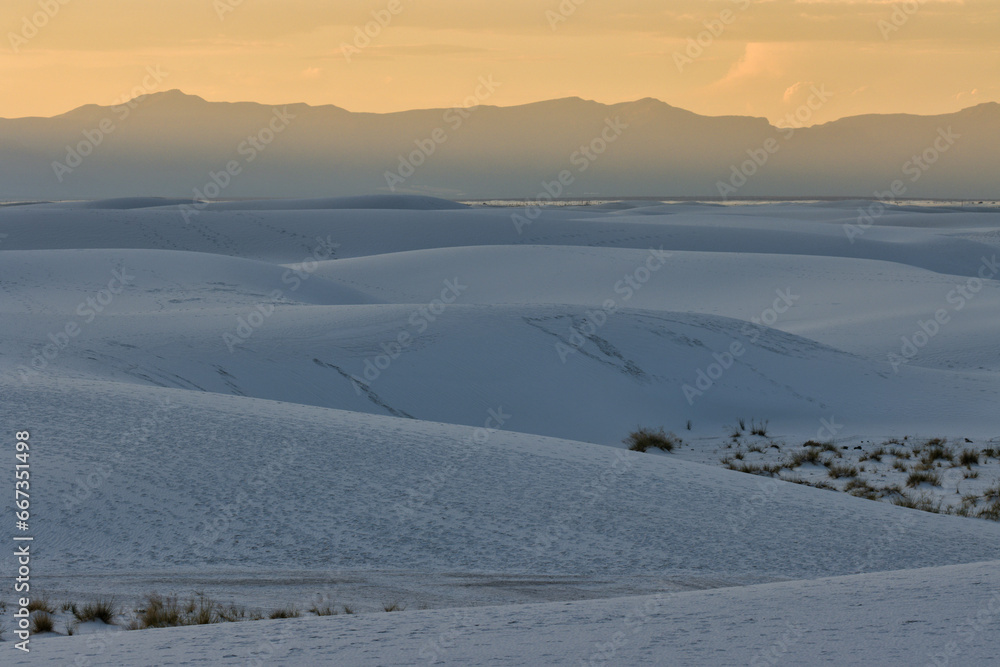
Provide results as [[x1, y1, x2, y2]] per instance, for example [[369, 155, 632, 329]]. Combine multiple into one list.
[[624, 427, 680, 453], [30, 611, 55, 634], [73, 598, 117, 625]]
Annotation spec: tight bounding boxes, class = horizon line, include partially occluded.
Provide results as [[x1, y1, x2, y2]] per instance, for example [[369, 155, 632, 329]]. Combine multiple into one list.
[[7, 89, 998, 129]]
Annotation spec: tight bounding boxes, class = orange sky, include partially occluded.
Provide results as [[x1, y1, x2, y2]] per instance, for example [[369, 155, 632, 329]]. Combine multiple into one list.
[[2, 0, 997, 124]]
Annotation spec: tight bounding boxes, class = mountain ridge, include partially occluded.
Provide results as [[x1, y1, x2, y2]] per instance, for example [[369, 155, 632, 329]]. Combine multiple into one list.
[[1, 90, 997, 199]]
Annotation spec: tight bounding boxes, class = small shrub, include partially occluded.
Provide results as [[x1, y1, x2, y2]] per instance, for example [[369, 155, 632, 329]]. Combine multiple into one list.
[[964, 470, 979, 479], [921, 445, 954, 466], [892, 490, 942, 513], [827, 463, 859, 479], [74, 598, 117, 625], [977, 500, 1000, 521], [958, 449, 980, 467], [31, 611, 55, 634], [269, 607, 300, 619], [892, 460, 909, 472], [217, 605, 249, 623], [738, 418, 746, 431], [859, 447, 886, 463], [750, 419, 769, 437], [310, 604, 338, 617], [804, 441, 841, 456], [133, 594, 184, 629], [982, 484, 1000, 502], [28, 598, 56, 614], [844, 479, 880, 500], [788, 448, 822, 467], [342, 605, 356, 615], [624, 427, 679, 453], [906, 470, 942, 488], [879, 484, 905, 498], [383, 602, 405, 612], [746, 443, 765, 454]]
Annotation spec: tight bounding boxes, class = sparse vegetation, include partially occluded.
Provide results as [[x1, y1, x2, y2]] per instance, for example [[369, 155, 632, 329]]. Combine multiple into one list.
[[129, 593, 236, 629], [892, 490, 942, 513], [31, 611, 55, 634], [27, 598, 56, 614], [383, 602, 406, 612], [750, 419, 769, 437], [827, 463, 859, 479], [844, 479, 880, 500], [906, 470, 942, 488], [726, 461, 783, 476], [310, 604, 338, 617], [959, 449, 980, 467], [624, 427, 679, 453], [73, 597, 117, 625], [269, 606, 301, 619], [217, 604, 250, 623]]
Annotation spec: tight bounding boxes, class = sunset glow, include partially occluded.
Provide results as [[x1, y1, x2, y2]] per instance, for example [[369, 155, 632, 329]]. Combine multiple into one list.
[[2, 0, 997, 122]]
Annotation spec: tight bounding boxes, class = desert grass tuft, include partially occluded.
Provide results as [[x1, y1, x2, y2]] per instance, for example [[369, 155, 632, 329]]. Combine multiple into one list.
[[73, 597, 118, 625], [906, 470, 942, 488], [624, 427, 680, 453], [269, 606, 301, 619], [30, 611, 55, 634]]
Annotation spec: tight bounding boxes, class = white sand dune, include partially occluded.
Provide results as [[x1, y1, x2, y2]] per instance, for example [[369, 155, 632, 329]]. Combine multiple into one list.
[[1, 197, 998, 663]]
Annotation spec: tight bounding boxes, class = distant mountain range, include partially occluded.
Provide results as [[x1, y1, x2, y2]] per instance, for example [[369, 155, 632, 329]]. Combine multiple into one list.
[[1, 90, 997, 200]]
